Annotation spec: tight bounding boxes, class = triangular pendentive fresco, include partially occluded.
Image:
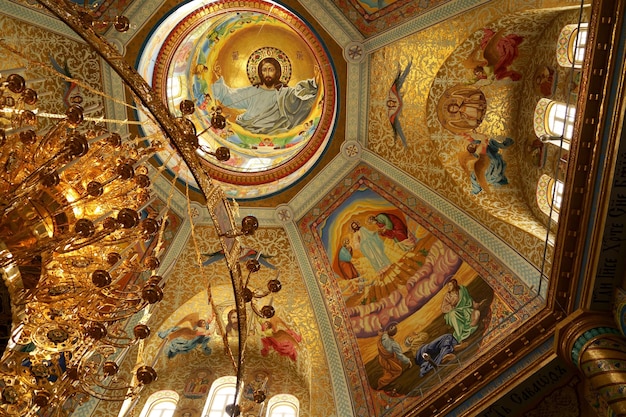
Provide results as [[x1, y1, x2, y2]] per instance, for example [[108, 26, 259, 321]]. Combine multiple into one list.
[[331, 0, 460, 37], [298, 163, 543, 416], [150, 289, 307, 417], [123, 225, 336, 417]]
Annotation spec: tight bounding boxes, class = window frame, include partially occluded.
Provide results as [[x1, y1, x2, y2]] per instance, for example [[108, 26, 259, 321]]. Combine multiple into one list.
[[537, 174, 564, 222], [557, 23, 589, 69], [265, 394, 299, 417], [138, 390, 179, 417], [200, 376, 237, 417]]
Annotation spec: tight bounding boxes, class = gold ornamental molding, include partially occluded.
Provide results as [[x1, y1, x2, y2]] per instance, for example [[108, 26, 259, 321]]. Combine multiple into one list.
[[555, 0, 626, 313]]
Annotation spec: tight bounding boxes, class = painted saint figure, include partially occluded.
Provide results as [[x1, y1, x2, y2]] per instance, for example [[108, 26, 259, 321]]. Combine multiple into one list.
[[351, 220, 392, 274], [225, 309, 239, 338], [405, 332, 458, 377], [183, 370, 212, 398], [368, 213, 415, 251], [192, 63, 212, 110], [458, 135, 514, 194], [158, 313, 214, 359], [260, 315, 302, 361], [211, 56, 320, 135], [446, 101, 484, 129], [243, 371, 269, 402], [376, 323, 412, 389], [439, 86, 487, 133], [338, 238, 360, 279], [464, 28, 524, 82], [441, 279, 484, 343]]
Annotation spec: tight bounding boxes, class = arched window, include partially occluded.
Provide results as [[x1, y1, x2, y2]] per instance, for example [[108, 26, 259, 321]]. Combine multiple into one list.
[[557, 23, 589, 68], [533, 99, 576, 150], [266, 394, 299, 417], [546, 101, 576, 140], [200, 376, 237, 417], [537, 174, 564, 221], [139, 390, 179, 417]]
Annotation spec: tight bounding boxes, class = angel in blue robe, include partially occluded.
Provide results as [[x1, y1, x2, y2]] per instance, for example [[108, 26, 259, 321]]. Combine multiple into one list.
[[158, 312, 214, 359]]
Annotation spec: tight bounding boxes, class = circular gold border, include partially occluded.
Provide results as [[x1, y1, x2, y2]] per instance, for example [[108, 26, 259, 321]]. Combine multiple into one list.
[[152, 0, 337, 187]]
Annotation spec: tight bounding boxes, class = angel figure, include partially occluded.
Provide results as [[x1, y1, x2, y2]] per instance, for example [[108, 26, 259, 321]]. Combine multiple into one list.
[[260, 315, 302, 361], [158, 312, 215, 359], [201, 248, 276, 269], [458, 134, 514, 194], [464, 28, 524, 82]]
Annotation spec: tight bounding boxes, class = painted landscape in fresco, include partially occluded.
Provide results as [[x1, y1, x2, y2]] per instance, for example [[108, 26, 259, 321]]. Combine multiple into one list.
[[319, 186, 494, 397]]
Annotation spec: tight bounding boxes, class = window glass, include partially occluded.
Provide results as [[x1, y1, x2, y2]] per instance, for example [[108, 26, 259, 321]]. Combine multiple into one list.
[[266, 394, 299, 417], [139, 391, 179, 417], [149, 401, 176, 417], [546, 102, 575, 139], [269, 404, 297, 417], [557, 23, 589, 68], [201, 376, 237, 417], [536, 174, 563, 221], [572, 26, 588, 66]]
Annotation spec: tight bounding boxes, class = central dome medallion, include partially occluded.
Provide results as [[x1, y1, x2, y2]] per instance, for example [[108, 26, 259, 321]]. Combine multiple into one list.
[[138, 0, 338, 199]]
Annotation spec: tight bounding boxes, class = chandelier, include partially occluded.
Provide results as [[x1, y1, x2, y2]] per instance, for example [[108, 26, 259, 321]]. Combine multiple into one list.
[[0, 70, 167, 415], [0, 1, 279, 416]]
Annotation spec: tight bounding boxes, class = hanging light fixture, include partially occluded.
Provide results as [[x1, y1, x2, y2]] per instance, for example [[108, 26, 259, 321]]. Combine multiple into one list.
[[242, 257, 282, 319], [1, 0, 286, 415], [0, 72, 166, 415]]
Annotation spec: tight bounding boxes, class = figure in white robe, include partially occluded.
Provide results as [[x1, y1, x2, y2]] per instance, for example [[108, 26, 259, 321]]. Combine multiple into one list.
[[211, 57, 319, 135]]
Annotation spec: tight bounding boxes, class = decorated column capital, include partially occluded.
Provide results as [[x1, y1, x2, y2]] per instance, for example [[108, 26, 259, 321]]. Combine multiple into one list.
[[556, 309, 626, 416], [556, 309, 621, 368]]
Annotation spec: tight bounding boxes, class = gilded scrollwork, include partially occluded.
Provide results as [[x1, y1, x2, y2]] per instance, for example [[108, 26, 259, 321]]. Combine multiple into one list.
[[127, 226, 333, 417]]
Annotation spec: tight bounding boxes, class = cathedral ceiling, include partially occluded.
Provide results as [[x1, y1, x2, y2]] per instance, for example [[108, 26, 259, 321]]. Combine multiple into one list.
[[0, 0, 599, 416]]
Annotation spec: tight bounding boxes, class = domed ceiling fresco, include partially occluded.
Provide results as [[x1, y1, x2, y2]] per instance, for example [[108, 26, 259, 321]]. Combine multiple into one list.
[[137, 0, 338, 200]]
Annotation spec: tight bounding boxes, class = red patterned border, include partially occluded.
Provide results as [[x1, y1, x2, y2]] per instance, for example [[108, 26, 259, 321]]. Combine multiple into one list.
[[333, 0, 452, 36]]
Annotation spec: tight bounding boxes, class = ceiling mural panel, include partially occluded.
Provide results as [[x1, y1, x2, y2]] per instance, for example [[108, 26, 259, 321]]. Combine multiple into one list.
[[298, 163, 543, 416], [139, 290, 311, 417], [116, 225, 335, 417], [425, 10, 558, 228], [332, 0, 454, 37], [0, 0, 616, 416], [137, 0, 338, 200]]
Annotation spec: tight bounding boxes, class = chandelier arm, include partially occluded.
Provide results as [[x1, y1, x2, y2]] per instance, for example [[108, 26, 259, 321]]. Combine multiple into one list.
[[31, 0, 245, 264], [5, 148, 70, 202], [230, 268, 247, 409], [32, 288, 89, 305], [253, 289, 271, 299], [32, 0, 249, 411], [76, 381, 138, 402], [31, 119, 69, 163], [33, 0, 208, 199], [31, 0, 248, 308]]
